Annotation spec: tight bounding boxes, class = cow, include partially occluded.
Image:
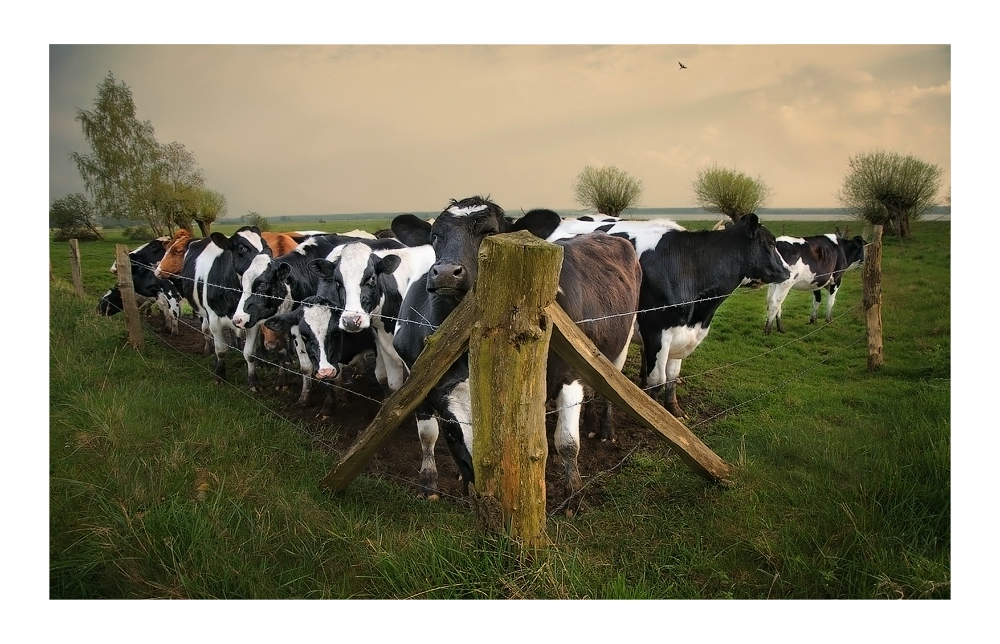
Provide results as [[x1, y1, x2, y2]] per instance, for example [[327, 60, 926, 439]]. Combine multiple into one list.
[[390, 196, 641, 514], [169, 226, 274, 389], [547, 213, 791, 419], [764, 234, 866, 334], [98, 237, 182, 334], [307, 239, 436, 395], [262, 296, 378, 417], [232, 234, 405, 403]]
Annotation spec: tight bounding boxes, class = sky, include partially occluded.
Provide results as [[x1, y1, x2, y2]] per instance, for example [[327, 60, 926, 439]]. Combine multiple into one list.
[[49, 42, 951, 218]]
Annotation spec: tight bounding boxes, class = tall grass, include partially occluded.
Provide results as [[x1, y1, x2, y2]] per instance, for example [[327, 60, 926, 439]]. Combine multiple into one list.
[[48, 220, 950, 599]]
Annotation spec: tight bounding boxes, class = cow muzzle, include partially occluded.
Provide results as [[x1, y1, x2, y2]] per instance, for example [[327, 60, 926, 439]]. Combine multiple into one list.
[[340, 312, 369, 332], [315, 365, 339, 380], [427, 262, 468, 294]]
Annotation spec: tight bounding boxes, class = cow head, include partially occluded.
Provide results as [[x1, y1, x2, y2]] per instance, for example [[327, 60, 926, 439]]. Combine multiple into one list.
[[309, 245, 402, 332], [842, 235, 866, 269], [734, 213, 791, 285], [154, 229, 194, 279], [209, 226, 272, 278], [233, 259, 294, 330], [265, 297, 348, 381], [391, 196, 560, 298]]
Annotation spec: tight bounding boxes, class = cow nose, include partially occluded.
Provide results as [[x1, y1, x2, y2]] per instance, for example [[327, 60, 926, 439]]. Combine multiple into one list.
[[429, 262, 466, 290], [341, 313, 366, 331], [233, 315, 246, 329], [316, 366, 338, 380]]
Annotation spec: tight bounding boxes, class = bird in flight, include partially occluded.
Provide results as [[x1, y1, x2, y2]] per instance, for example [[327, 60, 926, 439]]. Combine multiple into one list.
[[678, 61, 687, 70]]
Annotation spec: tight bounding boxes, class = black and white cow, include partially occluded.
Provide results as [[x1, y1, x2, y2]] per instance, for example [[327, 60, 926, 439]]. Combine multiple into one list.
[[547, 213, 791, 418], [391, 196, 641, 512], [97, 237, 182, 334], [262, 295, 378, 415], [176, 226, 274, 388], [308, 239, 436, 395], [764, 234, 866, 334]]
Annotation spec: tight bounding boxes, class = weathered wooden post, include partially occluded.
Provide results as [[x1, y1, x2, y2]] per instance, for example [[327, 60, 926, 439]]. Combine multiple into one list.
[[863, 225, 883, 371], [114, 244, 145, 350], [468, 231, 563, 549], [68, 239, 84, 297]]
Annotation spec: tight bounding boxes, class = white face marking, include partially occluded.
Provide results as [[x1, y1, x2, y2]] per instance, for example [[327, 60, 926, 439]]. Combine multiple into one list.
[[337, 244, 374, 329], [446, 203, 489, 217], [237, 230, 264, 251], [234, 255, 273, 326], [303, 304, 336, 372]]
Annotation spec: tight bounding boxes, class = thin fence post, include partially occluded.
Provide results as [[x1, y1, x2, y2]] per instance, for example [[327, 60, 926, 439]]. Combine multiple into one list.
[[68, 239, 84, 297], [863, 225, 883, 371], [115, 244, 145, 350], [468, 231, 563, 550]]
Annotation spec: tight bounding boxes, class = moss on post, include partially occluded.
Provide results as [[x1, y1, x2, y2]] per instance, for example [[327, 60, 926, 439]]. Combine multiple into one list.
[[468, 231, 563, 549]]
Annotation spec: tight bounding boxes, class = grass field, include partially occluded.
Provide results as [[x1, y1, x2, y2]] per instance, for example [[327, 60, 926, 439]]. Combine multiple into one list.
[[47, 218, 951, 606]]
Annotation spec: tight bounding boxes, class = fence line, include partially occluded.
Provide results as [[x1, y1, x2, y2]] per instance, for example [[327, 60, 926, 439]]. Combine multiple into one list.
[[128, 248, 872, 333], [134, 276, 870, 441]]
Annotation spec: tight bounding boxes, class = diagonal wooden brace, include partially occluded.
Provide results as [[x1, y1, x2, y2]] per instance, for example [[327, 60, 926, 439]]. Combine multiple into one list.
[[547, 303, 732, 485]]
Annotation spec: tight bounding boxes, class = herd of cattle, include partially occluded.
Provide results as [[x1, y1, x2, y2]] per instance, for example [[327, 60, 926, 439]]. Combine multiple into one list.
[[97, 196, 866, 504]]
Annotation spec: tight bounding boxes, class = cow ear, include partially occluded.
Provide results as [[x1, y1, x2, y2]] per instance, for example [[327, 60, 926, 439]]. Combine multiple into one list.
[[512, 208, 561, 239], [744, 213, 760, 237], [391, 214, 432, 246], [275, 261, 291, 282], [209, 231, 229, 248], [376, 254, 402, 275], [308, 258, 337, 279]]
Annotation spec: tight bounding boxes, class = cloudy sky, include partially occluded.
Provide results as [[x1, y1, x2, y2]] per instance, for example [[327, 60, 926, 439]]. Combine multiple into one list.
[[49, 42, 951, 218]]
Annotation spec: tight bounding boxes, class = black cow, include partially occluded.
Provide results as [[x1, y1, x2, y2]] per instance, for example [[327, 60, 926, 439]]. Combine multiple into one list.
[[547, 213, 791, 418], [764, 234, 866, 334], [391, 196, 641, 513], [97, 238, 182, 334]]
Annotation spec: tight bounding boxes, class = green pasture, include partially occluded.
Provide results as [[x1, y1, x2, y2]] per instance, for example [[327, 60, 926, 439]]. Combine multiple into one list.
[[48, 219, 950, 599]]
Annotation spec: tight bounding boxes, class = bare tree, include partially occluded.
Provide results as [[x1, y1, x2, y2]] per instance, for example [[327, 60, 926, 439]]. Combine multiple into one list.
[[692, 163, 773, 222], [837, 149, 943, 238], [572, 165, 643, 216]]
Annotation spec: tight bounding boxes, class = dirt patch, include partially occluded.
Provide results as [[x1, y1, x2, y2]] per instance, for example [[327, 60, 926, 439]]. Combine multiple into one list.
[[148, 312, 677, 515]]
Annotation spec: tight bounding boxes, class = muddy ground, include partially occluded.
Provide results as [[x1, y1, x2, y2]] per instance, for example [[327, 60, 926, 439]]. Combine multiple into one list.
[[148, 311, 683, 516]]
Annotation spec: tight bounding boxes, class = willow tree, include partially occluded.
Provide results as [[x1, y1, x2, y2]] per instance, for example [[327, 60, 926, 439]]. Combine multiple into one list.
[[572, 165, 643, 216], [837, 150, 943, 238], [193, 188, 228, 236], [692, 163, 773, 222], [71, 72, 161, 232], [151, 141, 205, 233]]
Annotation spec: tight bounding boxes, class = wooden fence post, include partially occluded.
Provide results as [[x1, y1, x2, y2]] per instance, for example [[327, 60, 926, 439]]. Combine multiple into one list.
[[468, 231, 563, 549], [115, 244, 145, 350], [68, 239, 84, 297], [863, 225, 883, 371]]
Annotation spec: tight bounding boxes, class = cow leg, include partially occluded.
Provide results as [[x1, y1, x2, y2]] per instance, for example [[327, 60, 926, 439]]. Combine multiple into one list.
[[825, 283, 839, 323], [243, 324, 262, 391], [200, 316, 213, 355], [208, 317, 229, 383], [810, 290, 822, 324], [591, 322, 632, 443], [766, 282, 792, 334], [662, 358, 685, 419], [434, 380, 475, 496], [416, 403, 441, 500], [554, 381, 585, 516], [316, 377, 344, 421], [291, 331, 314, 406]]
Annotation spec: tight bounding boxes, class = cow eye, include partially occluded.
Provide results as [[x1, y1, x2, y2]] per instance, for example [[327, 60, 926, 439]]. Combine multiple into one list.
[[430, 233, 438, 245]]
